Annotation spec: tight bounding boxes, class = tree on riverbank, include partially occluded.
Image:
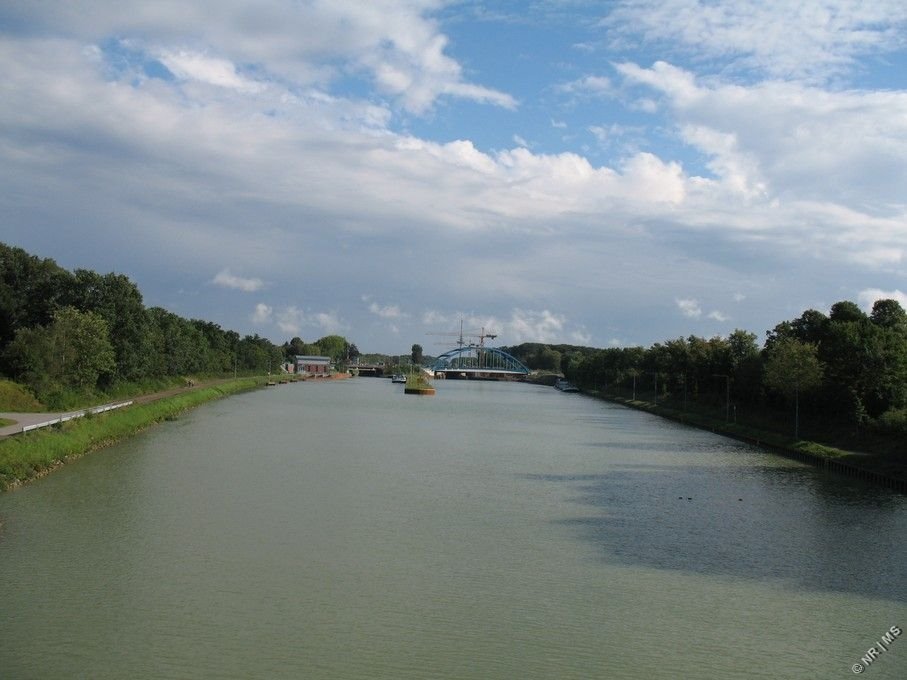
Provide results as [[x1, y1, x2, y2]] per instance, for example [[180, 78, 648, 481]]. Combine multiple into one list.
[[0, 242, 355, 408], [4, 306, 115, 400], [763, 338, 824, 439], [499, 299, 907, 457]]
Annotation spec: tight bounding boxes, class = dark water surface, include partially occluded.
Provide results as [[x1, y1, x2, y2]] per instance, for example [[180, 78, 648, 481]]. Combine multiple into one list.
[[1, 379, 905, 678]]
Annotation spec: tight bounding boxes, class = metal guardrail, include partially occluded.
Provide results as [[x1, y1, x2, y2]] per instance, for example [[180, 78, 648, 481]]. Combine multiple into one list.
[[20, 401, 134, 434]]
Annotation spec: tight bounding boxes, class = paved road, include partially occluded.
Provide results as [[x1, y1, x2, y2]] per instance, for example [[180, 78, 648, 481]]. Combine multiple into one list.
[[0, 378, 244, 438], [0, 404, 133, 438]]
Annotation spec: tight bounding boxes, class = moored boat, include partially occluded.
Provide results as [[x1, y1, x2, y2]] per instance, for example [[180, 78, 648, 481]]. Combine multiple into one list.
[[554, 378, 579, 392]]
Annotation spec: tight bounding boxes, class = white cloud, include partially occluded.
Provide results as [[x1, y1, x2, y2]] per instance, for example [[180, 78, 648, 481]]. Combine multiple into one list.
[[422, 310, 453, 327], [2, 4, 906, 354], [0, 0, 514, 115], [677, 298, 702, 318], [588, 123, 646, 153], [158, 50, 263, 93], [570, 329, 593, 345], [368, 302, 405, 319], [417, 309, 587, 347], [857, 288, 907, 311], [616, 60, 907, 264], [677, 301, 727, 322], [604, 0, 907, 83], [499, 309, 565, 344], [558, 74, 612, 97], [276, 306, 304, 335], [314, 311, 345, 334], [212, 268, 264, 292], [251, 303, 273, 324]]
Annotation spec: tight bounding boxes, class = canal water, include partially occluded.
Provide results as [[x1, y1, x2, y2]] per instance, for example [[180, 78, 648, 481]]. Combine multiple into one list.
[[1, 379, 905, 679]]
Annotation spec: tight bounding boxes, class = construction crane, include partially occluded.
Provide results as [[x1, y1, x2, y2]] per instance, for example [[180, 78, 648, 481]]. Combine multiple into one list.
[[427, 319, 498, 349], [427, 320, 500, 370]]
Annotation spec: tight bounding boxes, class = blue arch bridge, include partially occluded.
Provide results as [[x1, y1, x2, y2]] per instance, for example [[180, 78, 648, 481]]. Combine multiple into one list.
[[431, 346, 530, 379]]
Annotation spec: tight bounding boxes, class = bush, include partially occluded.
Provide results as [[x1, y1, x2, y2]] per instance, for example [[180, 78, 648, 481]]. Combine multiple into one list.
[[874, 408, 907, 436]]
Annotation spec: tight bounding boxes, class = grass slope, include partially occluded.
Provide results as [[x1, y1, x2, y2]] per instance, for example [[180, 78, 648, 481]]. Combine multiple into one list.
[[0, 379, 44, 412], [0, 377, 264, 491]]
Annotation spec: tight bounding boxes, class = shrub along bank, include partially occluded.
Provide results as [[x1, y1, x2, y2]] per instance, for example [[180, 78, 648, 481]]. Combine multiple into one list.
[[597, 391, 907, 493], [0, 377, 264, 491]]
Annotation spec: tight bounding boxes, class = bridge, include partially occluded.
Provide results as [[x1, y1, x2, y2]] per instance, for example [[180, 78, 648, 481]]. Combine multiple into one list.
[[348, 363, 387, 376], [431, 345, 530, 379]]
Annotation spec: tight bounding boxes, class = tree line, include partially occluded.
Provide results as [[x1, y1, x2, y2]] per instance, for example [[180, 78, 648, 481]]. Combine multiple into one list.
[[0, 243, 355, 407], [504, 299, 907, 449]]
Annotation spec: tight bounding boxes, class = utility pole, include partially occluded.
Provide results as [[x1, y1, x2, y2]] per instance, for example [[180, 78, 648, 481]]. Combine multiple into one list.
[[714, 374, 730, 422]]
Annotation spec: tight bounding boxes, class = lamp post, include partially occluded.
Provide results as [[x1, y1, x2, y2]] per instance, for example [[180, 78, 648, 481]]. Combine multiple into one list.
[[645, 371, 658, 405], [713, 374, 730, 422]]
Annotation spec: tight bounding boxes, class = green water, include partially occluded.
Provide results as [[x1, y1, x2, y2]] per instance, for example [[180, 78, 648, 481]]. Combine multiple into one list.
[[1, 379, 905, 679]]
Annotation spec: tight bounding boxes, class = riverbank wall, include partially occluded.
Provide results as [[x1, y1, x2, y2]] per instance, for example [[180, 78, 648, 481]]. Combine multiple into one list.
[[0, 377, 268, 491], [591, 391, 907, 494]]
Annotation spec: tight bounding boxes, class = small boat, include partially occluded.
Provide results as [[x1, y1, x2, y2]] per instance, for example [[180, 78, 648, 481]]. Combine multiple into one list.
[[554, 378, 579, 392], [391, 374, 407, 383]]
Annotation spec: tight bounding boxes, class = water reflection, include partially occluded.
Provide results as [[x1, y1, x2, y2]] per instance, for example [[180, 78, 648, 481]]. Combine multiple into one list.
[[525, 463, 907, 601]]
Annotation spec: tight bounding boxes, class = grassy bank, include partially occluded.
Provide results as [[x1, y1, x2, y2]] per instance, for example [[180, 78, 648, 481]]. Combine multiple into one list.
[[592, 391, 907, 492], [0, 379, 44, 411], [0, 377, 266, 491]]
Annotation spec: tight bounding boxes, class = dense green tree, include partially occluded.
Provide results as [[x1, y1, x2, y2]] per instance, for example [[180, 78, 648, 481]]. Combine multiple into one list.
[[727, 329, 759, 367], [283, 337, 307, 360], [763, 338, 824, 438], [530, 346, 560, 372], [0, 243, 74, 357], [411, 343, 424, 365], [870, 299, 907, 332], [146, 308, 207, 376], [0, 242, 345, 389], [69, 270, 150, 382], [237, 334, 283, 373], [726, 329, 762, 404], [3, 306, 115, 396], [191, 320, 235, 373], [829, 300, 866, 323], [314, 335, 349, 362]]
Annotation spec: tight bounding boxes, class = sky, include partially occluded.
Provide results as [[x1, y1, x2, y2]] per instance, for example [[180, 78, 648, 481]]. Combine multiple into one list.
[[2, 0, 907, 354]]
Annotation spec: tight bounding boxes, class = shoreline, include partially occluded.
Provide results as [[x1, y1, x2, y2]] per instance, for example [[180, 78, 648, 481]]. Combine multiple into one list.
[[586, 389, 907, 494], [0, 377, 270, 492], [6, 373, 903, 494], [0, 371, 355, 491]]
